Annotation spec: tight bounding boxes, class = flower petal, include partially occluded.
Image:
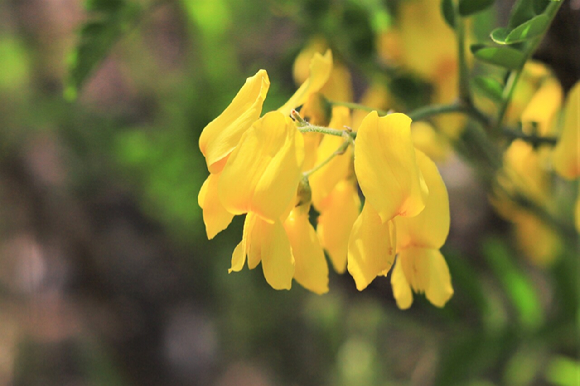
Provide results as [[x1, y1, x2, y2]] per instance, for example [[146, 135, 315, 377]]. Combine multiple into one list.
[[395, 149, 450, 250], [390, 259, 413, 309], [347, 202, 395, 291], [199, 70, 270, 173], [279, 50, 333, 117], [219, 111, 304, 222], [317, 180, 360, 274], [284, 207, 329, 294], [260, 219, 295, 290], [355, 111, 428, 222], [398, 246, 453, 308], [198, 173, 234, 239]]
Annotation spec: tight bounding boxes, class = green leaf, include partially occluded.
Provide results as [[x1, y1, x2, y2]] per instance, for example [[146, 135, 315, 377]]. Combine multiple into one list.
[[471, 44, 525, 69], [473, 76, 504, 102], [458, 0, 495, 16], [440, 0, 455, 28], [84, 0, 124, 12], [65, 1, 143, 101], [508, 0, 537, 28], [532, 0, 550, 14], [491, 14, 550, 44], [482, 237, 543, 330]]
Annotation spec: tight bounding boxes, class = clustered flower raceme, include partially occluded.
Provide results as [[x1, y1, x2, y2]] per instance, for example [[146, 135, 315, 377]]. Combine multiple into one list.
[[198, 51, 453, 309]]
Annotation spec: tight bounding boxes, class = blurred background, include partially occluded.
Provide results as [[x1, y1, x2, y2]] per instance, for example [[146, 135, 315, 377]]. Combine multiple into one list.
[[0, 0, 578, 385]]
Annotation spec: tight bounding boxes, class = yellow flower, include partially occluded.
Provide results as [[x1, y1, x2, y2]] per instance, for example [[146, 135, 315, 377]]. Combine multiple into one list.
[[354, 111, 428, 222], [229, 205, 329, 293], [309, 106, 353, 208], [317, 179, 360, 274], [230, 213, 295, 290], [553, 81, 580, 180], [197, 172, 234, 239], [347, 201, 396, 291], [346, 111, 429, 291], [283, 205, 329, 294], [218, 111, 305, 222], [391, 149, 453, 309], [199, 70, 270, 174]]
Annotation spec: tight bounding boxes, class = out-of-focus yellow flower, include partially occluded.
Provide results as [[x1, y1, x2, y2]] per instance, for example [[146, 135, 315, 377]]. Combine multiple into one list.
[[317, 179, 360, 274], [411, 121, 452, 162], [494, 140, 562, 265], [283, 205, 329, 294], [309, 106, 352, 208], [505, 62, 554, 126], [352, 82, 390, 131], [347, 201, 396, 290], [391, 149, 453, 308], [293, 38, 353, 103], [218, 111, 304, 222], [521, 76, 562, 136], [279, 50, 333, 117], [355, 111, 428, 222], [552, 81, 580, 180], [199, 70, 270, 174]]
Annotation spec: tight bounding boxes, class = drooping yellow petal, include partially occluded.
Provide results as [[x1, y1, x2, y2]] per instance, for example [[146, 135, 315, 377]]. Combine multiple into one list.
[[230, 241, 245, 273], [347, 202, 395, 291], [354, 111, 428, 222], [390, 259, 413, 309], [219, 111, 305, 222], [199, 70, 270, 173], [278, 50, 333, 117], [284, 207, 329, 294], [553, 81, 580, 180], [395, 149, 450, 250], [198, 173, 234, 239], [310, 106, 353, 208], [259, 218, 295, 290], [317, 180, 360, 274], [398, 246, 453, 308]]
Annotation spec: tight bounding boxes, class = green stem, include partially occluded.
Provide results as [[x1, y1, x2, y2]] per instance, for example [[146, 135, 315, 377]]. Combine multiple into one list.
[[493, 0, 563, 131], [303, 139, 350, 178], [408, 103, 490, 128], [502, 128, 558, 146], [298, 125, 351, 137], [455, 3, 472, 104]]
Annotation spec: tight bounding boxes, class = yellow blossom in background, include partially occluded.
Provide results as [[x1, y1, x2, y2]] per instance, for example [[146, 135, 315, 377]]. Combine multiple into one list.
[[494, 140, 562, 265], [351, 82, 390, 131], [391, 150, 453, 308], [552, 81, 580, 180], [279, 50, 333, 117], [410, 121, 452, 163]]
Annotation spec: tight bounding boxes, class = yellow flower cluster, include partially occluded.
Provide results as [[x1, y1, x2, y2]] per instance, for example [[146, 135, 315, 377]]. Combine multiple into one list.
[[198, 51, 453, 309]]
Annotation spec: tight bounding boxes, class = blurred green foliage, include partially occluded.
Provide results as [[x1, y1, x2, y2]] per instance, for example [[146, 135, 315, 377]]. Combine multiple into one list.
[[0, 0, 578, 385]]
